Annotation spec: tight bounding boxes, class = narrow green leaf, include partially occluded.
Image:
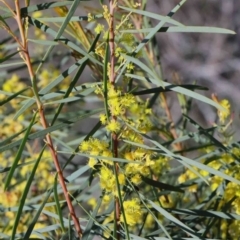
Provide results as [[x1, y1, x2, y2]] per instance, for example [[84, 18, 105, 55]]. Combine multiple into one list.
[[0, 62, 24, 68], [29, 223, 61, 233], [5, 200, 65, 213], [4, 111, 38, 190], [1, 109, 103, 153], [66, 165, 89, 183], [34, 15, 102, 22], [58, 151, 142, 164], [0, 15, 10, 29], [0, 88, 29, 106], [40, 83, 100, 102], [2, 1, 75, 19], [170, 208, 240, 220], [0, 160, 35, 173], [147, 198, 199, 238], [122, 26, 236, 35], [126, 73, 226, 112], [23, 189, 52, 239], [11, 145, 46, 240], [0, 50, 21, 64], [28, 39, 59, 45], [138, 197, 172, 239], [124, 129, 209, 185], [53, 177, 65, 232], [132, 84, 208, 96], [122, 54, 163, 86], [14, 30, 100, 120], [141, 176, 184, 193], [119, 6, 184, 26], [82, 197, 102, 240], [44, 96, 82, 105], [44, 88, 95, 105]]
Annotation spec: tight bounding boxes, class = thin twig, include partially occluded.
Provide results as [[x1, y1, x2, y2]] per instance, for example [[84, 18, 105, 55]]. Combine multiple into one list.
[[109, 0, 121, 239], [13, 0, 83, 237]]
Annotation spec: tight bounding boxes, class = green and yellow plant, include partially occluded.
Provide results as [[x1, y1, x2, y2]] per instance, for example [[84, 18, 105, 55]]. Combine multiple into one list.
[[0, 0, 239, 239]]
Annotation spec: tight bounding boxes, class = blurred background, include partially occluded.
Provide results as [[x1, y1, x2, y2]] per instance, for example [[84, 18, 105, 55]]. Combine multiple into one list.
[[147, 0, 240, 134]]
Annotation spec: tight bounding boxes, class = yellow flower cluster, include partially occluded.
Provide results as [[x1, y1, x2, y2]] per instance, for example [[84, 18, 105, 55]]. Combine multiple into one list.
[[79, 138, 113, 168], [0, 74, 32, 112], [120, 198, 143, 226], [97, 84, 152, 137], [124, 148, 155, 184], [212, 95, 231, 124], [218, 99, 231, 123], [0, 150, 54, 235], [102, 5, 110, 24], [94, 23, 105, 34], [99, 166, 116, 192], [1, 115, 24, 137]]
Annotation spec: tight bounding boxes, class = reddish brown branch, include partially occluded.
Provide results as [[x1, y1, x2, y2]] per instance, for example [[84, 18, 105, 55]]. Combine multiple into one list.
[[13, 0, 82, 237], [109, 0, 121, 239], [109, 1, 115, 85]]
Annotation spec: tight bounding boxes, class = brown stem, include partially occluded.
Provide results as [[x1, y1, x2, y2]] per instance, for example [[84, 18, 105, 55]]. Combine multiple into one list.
[[13, 0, 82, 237], [109, 1, 121, 239], [109, 1, 116, 85]]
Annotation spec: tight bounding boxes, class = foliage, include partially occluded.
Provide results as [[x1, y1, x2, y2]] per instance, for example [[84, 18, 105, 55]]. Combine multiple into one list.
[[0, 0, 238, 239]]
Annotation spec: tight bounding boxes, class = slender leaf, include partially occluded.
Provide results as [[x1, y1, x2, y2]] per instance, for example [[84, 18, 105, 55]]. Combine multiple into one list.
[[53, 177, 65, 232], [141, 176, 184, 193], [1, 109, 103, 153], [147, 198, 200, 238], [82, 197, 102, 240], [4, 111, 38, 190], [0, 50, 21, 64], [66, 165, 90, 183], [119, 6, 184, 27], [122, 26, 236, 34], [58, 151, 142, 164], [0, 159, 35, 173], [126, 73, 226, 111], [23, 189, 52, 239], [0, 61, 24, 68], [122, 54, 163, 86], [11, 145, 46, 240], [35, 15, 103, 22], [28, 39, 59, 45], [0, 88, 29, 106], [2, 1, 76, 19]]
